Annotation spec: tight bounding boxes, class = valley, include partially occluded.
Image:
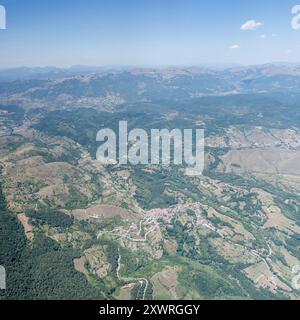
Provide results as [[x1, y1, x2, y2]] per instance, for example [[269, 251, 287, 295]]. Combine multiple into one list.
[[1, 65, 300, 300]]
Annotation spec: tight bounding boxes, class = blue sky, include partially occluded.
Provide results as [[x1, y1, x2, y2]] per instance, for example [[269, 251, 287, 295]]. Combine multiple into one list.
[[0, 0, 300, 67]]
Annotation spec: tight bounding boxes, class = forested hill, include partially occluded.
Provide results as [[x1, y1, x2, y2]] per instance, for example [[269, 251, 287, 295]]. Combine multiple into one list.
[[0, 179, 105, 300]]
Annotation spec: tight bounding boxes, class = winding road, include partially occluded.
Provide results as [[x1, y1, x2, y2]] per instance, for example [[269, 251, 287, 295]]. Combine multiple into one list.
[[116, 249, 149, 300]]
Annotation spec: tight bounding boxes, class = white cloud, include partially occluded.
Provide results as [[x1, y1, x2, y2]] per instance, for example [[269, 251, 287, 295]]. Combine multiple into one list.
[[259, 34, 266, 39], [240, 20, 263, 31], [230, 44, 240, 49]]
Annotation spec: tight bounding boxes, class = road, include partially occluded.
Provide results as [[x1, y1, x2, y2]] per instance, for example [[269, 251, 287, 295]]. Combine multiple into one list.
[[116, 249, 149, 300]]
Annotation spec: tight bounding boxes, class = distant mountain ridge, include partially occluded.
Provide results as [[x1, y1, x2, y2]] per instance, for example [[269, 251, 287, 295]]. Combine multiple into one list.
[[1, 63, 300, 112], [1, 63, 300, 81]]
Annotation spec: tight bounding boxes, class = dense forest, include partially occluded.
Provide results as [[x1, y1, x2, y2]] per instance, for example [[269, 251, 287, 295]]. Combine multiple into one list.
[[0, 181, 104, 300]]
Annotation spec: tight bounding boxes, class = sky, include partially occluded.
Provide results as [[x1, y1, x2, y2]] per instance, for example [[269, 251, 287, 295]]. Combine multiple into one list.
[[0, 0, 300, 68]]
